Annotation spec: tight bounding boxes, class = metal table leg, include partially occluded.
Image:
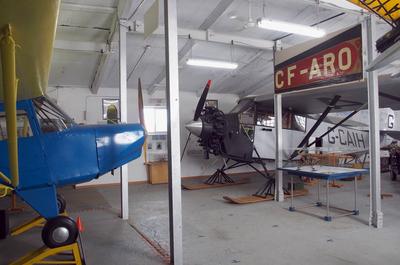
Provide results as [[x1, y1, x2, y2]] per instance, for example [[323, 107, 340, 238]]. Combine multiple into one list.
[[316, 179, 322, 206], [354, 176, 359, 215], [289, 176, 295, 211], [324, 179, 332, 221]]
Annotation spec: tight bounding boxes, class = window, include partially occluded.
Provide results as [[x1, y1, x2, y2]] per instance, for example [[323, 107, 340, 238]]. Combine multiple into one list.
[[144, 106, 167, 134], [283, 112, 306, 132], [239, 112, 255, 125], [257, 113, 275, 127], [255, 111, 306, 132], [294, 115, 306, 132], [230, 99, 253, 114], [33, 97, 75, 133], [0, 111, 33, 140]]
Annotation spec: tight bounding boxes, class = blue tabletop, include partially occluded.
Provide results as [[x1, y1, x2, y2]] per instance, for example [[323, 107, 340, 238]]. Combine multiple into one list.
[[277, 166, 369, 180]]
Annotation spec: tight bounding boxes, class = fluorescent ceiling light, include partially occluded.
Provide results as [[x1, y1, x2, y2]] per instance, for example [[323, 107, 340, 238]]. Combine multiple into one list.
[[186, 58, 238, 69], [257, 19, 326, 38]]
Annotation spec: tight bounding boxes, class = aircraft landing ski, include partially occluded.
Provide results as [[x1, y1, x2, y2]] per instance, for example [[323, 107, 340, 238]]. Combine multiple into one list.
[[182, 177, 250, 190], [223, 189, 309, 205]]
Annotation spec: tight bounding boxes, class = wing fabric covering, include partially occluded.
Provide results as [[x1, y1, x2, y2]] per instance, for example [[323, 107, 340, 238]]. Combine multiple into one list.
[[347, 0, 400, 23], [0, 0, 60, 187], [0, 0, 60, 100]]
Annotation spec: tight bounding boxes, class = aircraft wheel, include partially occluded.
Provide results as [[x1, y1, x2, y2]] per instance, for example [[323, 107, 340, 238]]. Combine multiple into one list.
[[57, 194, 66, 214], [42, 216, 78, 248]]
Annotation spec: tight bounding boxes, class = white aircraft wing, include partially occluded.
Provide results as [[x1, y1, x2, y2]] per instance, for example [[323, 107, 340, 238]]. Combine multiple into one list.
[[307, 114, 368, 128], [253, 74, 400, 115]]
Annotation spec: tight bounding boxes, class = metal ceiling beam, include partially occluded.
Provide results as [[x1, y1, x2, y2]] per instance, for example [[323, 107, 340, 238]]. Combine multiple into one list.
[[61, 3, 116, 14], [147, 0, 235, 95], [131, 24, 276, 50], [90, 0, 140, 94], [54, 40, 107, 53]]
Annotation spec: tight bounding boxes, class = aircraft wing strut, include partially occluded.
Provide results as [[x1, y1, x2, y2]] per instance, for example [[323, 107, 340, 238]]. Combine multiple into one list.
[[289, 95, 341, 160], [307, 103, 368, 147]]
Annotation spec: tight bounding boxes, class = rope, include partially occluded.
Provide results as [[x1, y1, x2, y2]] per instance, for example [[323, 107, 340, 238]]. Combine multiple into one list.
[[0, 171, 12, 185], [0, 185, 12, 198]]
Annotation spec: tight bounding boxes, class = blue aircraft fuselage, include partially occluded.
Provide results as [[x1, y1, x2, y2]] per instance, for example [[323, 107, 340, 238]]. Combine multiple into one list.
[[0, 97, 145, 219]]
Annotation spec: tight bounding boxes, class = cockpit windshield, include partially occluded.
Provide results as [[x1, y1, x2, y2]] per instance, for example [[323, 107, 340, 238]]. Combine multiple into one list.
[[33, 97, 75, 133], [255, 111, 306, 132], [229, 98, 253, 114]]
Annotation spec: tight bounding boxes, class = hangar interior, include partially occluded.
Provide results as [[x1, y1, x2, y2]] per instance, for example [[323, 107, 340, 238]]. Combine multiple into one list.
[[0, 0, 400, 265]]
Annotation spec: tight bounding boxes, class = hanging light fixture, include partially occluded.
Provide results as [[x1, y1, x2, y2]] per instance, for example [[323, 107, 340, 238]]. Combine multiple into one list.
[[186, 58, 238, 70], [186, 39, 238, 70], [257, 19, 326, 38]]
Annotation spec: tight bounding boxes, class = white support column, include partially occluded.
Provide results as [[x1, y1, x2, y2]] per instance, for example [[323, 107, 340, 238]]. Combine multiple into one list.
[[366, 15, 383, 228], [274, 93, 284, 201], [164, 0, 183, 264], [119, 19, 129, 220], [274, 40, 284, 202]]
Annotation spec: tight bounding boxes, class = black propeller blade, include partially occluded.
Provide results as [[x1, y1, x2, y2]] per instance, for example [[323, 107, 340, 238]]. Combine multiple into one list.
[[193, 80, 212, 121], [182, 80, 212, 161]]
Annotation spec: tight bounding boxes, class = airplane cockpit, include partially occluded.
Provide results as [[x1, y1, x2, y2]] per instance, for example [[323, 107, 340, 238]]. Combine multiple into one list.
[[0, 96, 76, 140], [32, 97, 76, 133], [231, 98, 307, 143], [0, 110, 33, 140], [225, 98, 309, 160]]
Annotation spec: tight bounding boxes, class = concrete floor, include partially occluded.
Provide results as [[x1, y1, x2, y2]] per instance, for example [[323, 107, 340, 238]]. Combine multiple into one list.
[[1, 172, 399, 265], [0, 188, 165, 265]]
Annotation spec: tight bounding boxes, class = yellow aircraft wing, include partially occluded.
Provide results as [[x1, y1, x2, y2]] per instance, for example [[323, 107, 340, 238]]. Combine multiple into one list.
[[0, 0, 60, 100], [347, 0, 400, 26], [0, 0, 60, 187]]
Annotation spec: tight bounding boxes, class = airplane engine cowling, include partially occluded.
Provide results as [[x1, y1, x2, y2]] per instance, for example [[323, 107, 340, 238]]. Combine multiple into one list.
[[198, 106, 226, 157], [95, 124, 145, 175]]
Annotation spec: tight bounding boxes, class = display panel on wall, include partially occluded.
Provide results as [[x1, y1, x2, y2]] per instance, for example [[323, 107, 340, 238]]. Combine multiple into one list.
[[274, 24, 363, 94], [205, 99, 218, 108], [102, 98, 120, 124]]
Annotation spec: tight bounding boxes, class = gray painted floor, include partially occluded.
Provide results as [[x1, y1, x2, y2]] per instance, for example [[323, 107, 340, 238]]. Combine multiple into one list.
[[0, 189, 165, 265], [1, 172, 399, 265]]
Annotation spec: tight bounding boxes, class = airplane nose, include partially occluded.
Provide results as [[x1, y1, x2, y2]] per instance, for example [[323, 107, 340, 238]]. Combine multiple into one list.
[[185, 120, 203, 137], [95, 124, 145, 174]]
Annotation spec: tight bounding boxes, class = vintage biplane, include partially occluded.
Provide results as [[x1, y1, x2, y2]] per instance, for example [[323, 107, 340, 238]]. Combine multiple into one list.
[[0, 0, 145, 248]]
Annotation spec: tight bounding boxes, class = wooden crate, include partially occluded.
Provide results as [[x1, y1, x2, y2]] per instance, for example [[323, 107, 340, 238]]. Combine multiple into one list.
[[146, 161, 168, 184]]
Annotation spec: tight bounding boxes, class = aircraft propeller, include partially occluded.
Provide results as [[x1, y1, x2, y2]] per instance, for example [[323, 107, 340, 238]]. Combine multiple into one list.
[[138, 78, 145, 126], [138, 78, 148, 163], [181, 80, 212, 161], [194, 79, 212, 121]]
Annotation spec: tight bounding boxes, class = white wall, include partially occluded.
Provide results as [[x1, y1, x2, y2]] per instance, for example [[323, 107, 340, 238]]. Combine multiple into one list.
[[47, 87, 245, 186]]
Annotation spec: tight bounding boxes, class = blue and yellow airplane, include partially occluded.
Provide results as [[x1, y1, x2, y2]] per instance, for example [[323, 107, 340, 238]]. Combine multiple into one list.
[[0, 0, 145, 248]]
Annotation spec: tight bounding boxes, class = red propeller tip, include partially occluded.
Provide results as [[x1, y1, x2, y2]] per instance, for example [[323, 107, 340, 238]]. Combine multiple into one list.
[[207, 80, 212, 87], [76, 217, 84, 232]]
